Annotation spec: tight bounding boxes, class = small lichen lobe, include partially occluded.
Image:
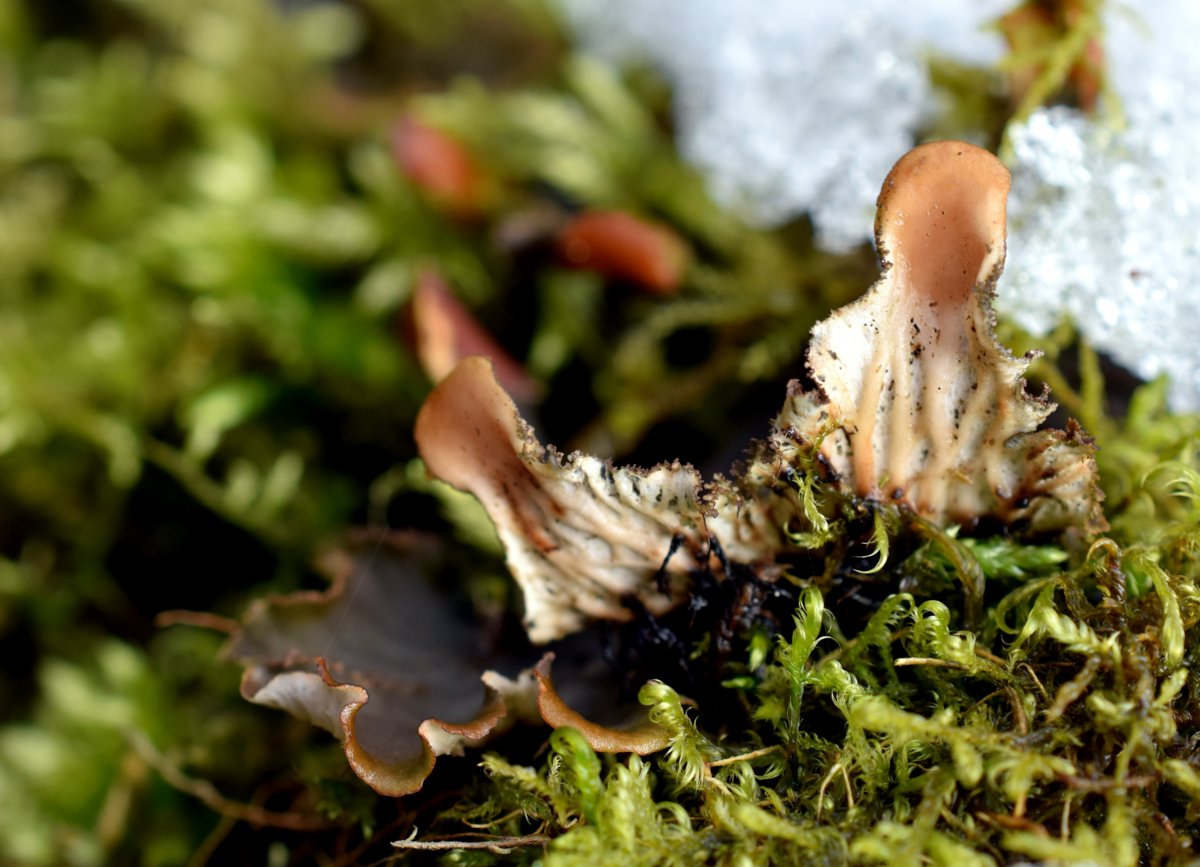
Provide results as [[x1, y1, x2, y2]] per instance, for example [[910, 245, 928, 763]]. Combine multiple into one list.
[[771, 140, 1104, 535]]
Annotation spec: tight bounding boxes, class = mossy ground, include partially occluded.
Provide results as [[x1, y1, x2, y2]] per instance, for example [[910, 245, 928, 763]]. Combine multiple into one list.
[[4, 1, 1191, 865]]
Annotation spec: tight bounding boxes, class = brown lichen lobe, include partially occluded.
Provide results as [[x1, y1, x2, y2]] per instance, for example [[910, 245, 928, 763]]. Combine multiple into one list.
[[415, 357, 718, 642], [781, 140, 1104, 533], [415, 357, 787, 642]]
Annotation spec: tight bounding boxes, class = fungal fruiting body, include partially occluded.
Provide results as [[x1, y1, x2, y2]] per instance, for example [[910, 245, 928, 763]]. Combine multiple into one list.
[[415, 140, 1105, 644], [415, 357, 706, 642], [414, 357, 784, 643], [752, 141, 1105, 535]]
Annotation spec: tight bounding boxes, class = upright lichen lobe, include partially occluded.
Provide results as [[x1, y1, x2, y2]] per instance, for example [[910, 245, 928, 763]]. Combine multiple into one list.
[[415, 357, 720, 642], [777, 139, 1104, 534]]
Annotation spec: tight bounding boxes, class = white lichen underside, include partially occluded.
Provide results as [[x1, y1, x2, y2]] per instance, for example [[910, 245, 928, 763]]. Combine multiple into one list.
[[765, 142, 1102, 534], [415, 357, 783, 643]]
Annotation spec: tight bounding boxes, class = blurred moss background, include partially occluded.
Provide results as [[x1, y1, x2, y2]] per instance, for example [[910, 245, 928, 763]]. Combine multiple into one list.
[[0, 0, 891, 863]]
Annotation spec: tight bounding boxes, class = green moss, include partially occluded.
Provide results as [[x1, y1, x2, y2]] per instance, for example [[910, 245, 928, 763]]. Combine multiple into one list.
[[417, 366, 1200, 864], [7, 0, 1199, 863]]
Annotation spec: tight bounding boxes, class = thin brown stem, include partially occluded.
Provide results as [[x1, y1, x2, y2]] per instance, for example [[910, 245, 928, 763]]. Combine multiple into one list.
[[126, 730, 335, 832], [392, 834, 551, 853], [708, 745, 783, 768], [155, 609, 240, 634], [894, 657, 969, 670]]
